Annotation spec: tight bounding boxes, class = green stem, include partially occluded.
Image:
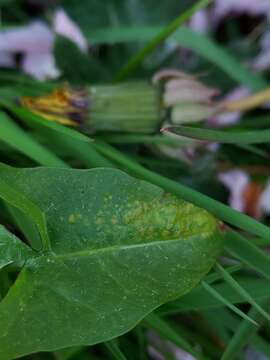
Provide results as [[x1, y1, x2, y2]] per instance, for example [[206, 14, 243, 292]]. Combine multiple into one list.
[[113, 0, 213, 81]]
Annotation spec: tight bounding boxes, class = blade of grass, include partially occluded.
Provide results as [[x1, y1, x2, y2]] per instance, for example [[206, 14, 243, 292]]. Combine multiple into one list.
[[251, 335, 270, 358], [1, 101, 90, 143], [248, 237, 270, 247], [236, 144, 269, 158], [215, 263, 270, 322], [0, 105, 113, 168], [160, 278, 270, 314], [99, 134, 193, 146], [104, 340, 127, 360], [0, 72, 56, 91], [93, 141, 270, 240], [113, 0, 213, 81], [103, 134, 269, 158], [144, 313, 199, 359], [207, 307, 239, 332], [42, 131, 114, 168], [163, 125, 270, 144], [201, 281, 258, 326], [183, 314, 224, 358], [54, 347, 83, 360], [225, 231, 270, 280], [89, 26, 266, 91], [204, 307, 270, 357], [204, 264, 243, 285], [133, 327, 148, 360], [172, 28, 266, 91], [221, 301, 270, 360], [0, 111, 67, 167], [202, 308, 235, 345]]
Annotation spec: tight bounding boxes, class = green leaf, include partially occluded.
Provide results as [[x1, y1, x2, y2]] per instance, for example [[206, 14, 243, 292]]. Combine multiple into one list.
[[0, 225, 33, 270], [0, 166, 223, 359]]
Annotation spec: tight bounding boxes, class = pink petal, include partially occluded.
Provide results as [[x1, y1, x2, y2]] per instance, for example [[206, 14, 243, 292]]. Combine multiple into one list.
[[260, 181, 270, 214], [152, 69, 195, 84], [53, 8, 88, 52], [209, 86, 250, 127], [218, 170, 249, 212], [253, 32, 270, 71], [189, 9, 209, 33], [209, 111, 242, 127], [22, 53, 60, 80], [164, 78, 218, 105], [0, 52, 15, 67], [253, 49, 270, 71], [147, 346, 165, 360], [214, 0, 270, 19], [0, 21, 53, 54]]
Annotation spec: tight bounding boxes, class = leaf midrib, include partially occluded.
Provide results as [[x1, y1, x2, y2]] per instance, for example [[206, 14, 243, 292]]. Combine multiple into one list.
[[38, 232, 214, 262]]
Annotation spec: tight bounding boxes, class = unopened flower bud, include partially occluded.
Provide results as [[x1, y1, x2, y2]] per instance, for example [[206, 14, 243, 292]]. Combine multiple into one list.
[[171, 103, 217, 124], [164, 77, 218, 106], [20, 69, 221, 134], [154, 69, 219, 125]]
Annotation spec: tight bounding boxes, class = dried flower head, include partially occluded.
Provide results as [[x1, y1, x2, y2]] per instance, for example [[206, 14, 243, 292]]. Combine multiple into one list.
[[21, 86, 89, 125]]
